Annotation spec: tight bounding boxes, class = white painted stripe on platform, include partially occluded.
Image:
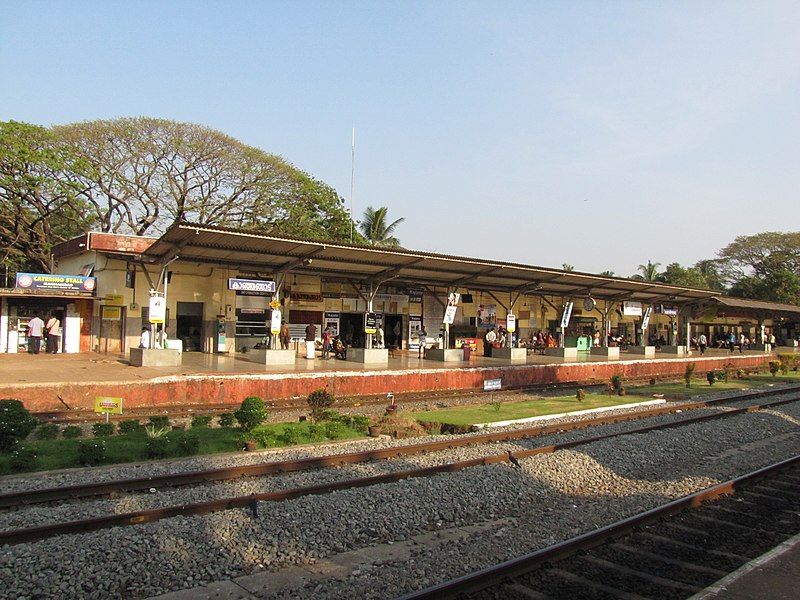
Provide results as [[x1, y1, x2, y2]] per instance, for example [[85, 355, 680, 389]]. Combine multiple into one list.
[[472, 399, 667, 429]]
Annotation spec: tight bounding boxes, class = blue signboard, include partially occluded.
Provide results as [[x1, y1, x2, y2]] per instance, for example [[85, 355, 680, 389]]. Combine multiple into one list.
[[15, 273, 97, 293]]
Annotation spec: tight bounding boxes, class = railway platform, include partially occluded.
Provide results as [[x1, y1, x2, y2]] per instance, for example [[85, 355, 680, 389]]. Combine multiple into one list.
[[694, 532, 800, 599], [0, 348, 773, 413]]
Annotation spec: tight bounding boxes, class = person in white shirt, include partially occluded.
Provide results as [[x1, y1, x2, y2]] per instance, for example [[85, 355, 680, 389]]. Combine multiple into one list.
[[139, 327, 151, 349], [27, 314, 45, 354]]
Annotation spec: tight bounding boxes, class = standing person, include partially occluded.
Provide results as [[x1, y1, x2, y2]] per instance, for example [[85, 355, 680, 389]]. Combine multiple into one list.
[[45, 313, 60, 353], [484, 327, 497, 356], [698, 332, 707, 355], [729, 331, 736, 353], [304, 323, 317, 359], [769, 332, 776, 352], [139, 327, 151, 349], [375, 324, 384, 348], [279, 320, 290, 350], [26, 313, 44, 354], [322, 327, 331, 359], [418, 325, 427, 358]]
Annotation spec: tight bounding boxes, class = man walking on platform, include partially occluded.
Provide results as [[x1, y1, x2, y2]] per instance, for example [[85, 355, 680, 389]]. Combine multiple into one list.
[[26, 313, 44, 354], [698, 333, 707, 355]]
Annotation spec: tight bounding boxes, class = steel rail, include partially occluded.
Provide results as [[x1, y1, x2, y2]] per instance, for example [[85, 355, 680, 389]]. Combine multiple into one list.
[[0, 395, 797, 546], [2, 385, 798, 510], [396, 453, 800, 600]]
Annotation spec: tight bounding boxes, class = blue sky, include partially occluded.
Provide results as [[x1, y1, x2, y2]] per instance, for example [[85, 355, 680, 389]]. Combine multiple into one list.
[[2, 1, 799, 277]]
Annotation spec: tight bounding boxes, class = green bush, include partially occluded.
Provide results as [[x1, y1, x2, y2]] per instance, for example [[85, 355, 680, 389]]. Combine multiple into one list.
[[351, 415, 370, 433], [0, 399, 38, 453], [148, 416, 171, 430], [174, 433, 201, 456], [92, 422, 116, 437], [251, 429, 277, 448], [191, 415, 213, 428], [684, 363, 696, 388], [35, 423, 60, 440], [218, 413, 235, 428], [146, 437, 171, 459], [234, 397, 268, 432], [307, 388, 336, 422], [77, 440, 106, 466], [62, 425, 83, 439], [324, 421, 345, 440], [9, 446, 37, 472], [118, 420, 144, 434], [610, 375, 623, 393], [617, 387, 627, 397], [576, 388, 586, 402], [769, 360, 781, 377], [307, 423, 326, 442], [281, 426, 302, 445], [706, 371, 716, 386]]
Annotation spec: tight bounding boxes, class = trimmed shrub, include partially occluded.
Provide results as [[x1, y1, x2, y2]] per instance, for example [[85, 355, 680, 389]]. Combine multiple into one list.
[[234, 397, 268, 432], [92, 422, 116, 437], [306, 424, 326, 442], [351, 415, 370, 434], [576, 389, 586, 402], [77, 440, 106, 466], [307, 388, 336, 422], [618, 387, 627, 396], [769, 360, 781, 377], [0, 399, 38, 453], [281, 426, 302, 445], [684, 363, 696, 388], [118, 420, 143, 434], [251, 429, 277, 448], [736, 368, 746, 379], [706, 371, 716, 386], [62, 425, 83, 439], [324, 422, 345, 440], [191, 415, 213, 428], [9, 446, 37, 472], [148, 416, 170, 430], [146, 437, 171, 459], [610, 375, 623, 392], [174, 433, 201, 456], [218, 413, 235, 428], [35, 423, 60, 440]]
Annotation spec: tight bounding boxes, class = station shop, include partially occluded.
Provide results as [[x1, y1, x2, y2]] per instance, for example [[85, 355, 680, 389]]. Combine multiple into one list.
[[11, 224, 794, 356]]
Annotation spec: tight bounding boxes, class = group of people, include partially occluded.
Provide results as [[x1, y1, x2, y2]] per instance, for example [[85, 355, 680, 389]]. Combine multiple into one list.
[[695, 331, 776, 355], [24, 313, 60, 354]]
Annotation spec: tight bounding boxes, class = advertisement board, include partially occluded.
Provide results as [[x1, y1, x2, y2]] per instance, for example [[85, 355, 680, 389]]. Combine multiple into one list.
[[408, 315, 423, 350], [443, 305, 458, 324], [506, 313, 516, 333], [623, 301, 643, 317], [364, 312, 377, 334], [15, 273, 96, 293], [270, 309, 282, 334], [149, 296, 166, 324], [94, 396, 123, 415]]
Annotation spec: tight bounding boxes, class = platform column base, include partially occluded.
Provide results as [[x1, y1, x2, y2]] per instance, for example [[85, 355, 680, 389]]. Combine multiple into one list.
[[545, 347, 579, 359], [660, 345, 687, 355], [628, 345, 656, 357], [491, 348, 527, 361], [346, 348, 389, 365], [129, 348, 181, 367], [590, 347, 620, 359], [424, 349, 464, 362]]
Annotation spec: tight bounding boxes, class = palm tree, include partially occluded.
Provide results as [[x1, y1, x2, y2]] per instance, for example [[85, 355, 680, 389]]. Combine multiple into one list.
[[562, 263, 574, 272], [632, 260, 662, 281], [359, 206, 405, 248], [600, 270, 615, 277]]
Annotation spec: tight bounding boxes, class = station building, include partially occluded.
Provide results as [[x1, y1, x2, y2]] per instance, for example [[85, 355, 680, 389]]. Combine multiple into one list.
[[2, 222, 799, 357]]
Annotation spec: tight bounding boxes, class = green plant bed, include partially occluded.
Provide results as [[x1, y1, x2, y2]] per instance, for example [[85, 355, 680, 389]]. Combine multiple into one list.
[[624, 381, 758, 399], [409, 393, 645, 428], [0, 420, 368, 475], [247, 421, 364, 449]]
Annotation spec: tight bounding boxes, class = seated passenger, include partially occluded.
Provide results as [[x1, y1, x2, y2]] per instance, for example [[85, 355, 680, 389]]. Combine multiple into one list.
[[333, 336, 347, 359]]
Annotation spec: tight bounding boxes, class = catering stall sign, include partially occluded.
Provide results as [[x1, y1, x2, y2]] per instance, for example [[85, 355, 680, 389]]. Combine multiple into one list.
[[622, 301, 643, 317], [228, 278, 276, 295], [94, 396, 123, 415], [15, 273, 96, 293]]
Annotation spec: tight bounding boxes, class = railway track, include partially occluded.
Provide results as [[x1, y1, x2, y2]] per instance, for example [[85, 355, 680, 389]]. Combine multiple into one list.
[[1, 391, 798, 547], [4, 385, 798, 510], [399, 454, 800, 600]]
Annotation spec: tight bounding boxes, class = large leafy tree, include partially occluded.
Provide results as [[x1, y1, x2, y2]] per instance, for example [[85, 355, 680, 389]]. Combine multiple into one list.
[[716, 232, 800, 285], [0, 121, 95, 273], [358, 206, 404, 247], [660, 263, 711, 289], [52, 117, 353, 240]]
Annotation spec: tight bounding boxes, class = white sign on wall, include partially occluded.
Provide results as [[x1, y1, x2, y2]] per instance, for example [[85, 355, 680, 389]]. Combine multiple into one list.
[[443, 305, 458, 324], [270, 309, 282, 334], [623, 301, 643, 317]]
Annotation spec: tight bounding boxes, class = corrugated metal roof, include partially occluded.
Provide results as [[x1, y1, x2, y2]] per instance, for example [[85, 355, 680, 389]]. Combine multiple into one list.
[[710, 296, 800, 316], [142, 222, 722, 304]]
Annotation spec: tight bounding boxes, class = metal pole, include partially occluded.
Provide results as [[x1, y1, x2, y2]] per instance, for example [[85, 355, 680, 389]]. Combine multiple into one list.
[[350, 127, 355, 243]]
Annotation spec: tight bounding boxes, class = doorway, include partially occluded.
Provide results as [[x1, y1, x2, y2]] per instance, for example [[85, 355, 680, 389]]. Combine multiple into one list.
[[177, 302, 203, 352], [340, 313, 365, 348], [99, 305, 125, 353], [383, 314, 403, 349]]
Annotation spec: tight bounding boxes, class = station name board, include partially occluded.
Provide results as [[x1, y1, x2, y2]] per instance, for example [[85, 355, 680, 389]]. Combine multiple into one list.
[[15, 273, 96, 293], [228, 278, 276, 295]]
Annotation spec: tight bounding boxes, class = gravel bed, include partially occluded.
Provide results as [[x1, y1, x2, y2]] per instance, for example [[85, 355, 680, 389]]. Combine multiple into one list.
[[1, 398, 799, 599], [3, 385, 792, 497]]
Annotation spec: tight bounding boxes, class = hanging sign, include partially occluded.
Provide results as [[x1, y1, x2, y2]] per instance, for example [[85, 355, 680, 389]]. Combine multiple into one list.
[[623, 301, 643, 317], [443, 305, 458, 324], [506, 313, 516, 333], [228, 278, 276, 295], [408, 288, 423, 303], [149, 296, 166, 324], [560, 302, 574, 329], [641, 307, 652, 330], [94, 396, 123, 415], [364, 312, 377, 334], [270, 309, 282, 334]]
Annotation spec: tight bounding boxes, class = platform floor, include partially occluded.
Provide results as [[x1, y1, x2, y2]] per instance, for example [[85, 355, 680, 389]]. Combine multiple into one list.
[[0, 347, 770, 386]]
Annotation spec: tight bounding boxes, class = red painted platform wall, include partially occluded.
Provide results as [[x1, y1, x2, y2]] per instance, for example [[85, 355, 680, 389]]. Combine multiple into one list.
[[2, 354, 772, 413]]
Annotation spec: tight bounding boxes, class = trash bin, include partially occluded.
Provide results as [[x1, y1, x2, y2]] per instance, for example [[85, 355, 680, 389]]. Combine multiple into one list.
[[462, 346, 472, 360]]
